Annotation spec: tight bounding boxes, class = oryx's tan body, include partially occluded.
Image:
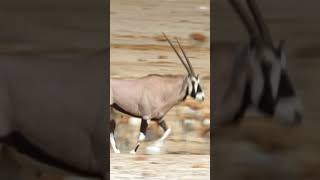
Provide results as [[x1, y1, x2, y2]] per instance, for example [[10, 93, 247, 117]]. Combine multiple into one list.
[[110, 75, 188, 120]]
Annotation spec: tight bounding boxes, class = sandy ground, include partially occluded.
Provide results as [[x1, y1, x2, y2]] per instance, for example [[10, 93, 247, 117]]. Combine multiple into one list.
[[110, 0, 210, 179], [110, 154, 210, 180]]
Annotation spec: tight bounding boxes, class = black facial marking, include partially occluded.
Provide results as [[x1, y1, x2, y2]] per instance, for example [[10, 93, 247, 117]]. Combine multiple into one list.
[[197, 84, 203, 93], [276, 70, 295, 99], [258, 62, 275, 114], [191, 81, 197, 98], [0, 132, 102, 178]]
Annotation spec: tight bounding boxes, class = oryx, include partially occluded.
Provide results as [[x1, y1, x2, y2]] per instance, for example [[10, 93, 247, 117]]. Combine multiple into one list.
[[214, 0, 303, 126], [110, 33, 205, 154], [0, 52, 108, 180]]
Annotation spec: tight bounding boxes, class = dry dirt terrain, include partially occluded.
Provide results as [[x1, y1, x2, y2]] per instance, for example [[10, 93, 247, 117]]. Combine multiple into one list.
[[110, 154, 210, 180], [110, 0, 210, 179]]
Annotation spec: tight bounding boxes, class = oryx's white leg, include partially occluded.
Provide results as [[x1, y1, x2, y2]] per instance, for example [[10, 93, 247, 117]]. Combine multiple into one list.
[[130, 118, 149, 154], [110, 119, 120, 154], [158, 120, 171, 142], [145, 120, 171, 154], [110, 133, 120, 154], [151, 120, 171, 148]]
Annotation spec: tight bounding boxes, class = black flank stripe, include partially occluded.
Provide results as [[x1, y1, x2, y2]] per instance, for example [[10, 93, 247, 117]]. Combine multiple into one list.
[[0, 132, 102, 179]]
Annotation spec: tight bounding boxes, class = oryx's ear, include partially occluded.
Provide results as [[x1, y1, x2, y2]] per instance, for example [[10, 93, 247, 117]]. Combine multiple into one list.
[[196, 74, 199, 79]]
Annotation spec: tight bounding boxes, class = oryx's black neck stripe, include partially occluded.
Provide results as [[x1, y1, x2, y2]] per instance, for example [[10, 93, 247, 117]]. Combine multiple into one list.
[[233, 81, 251, 122], [276, 71, 295, 99], [0, 132, 102, 179], [258, 63, 276, 114], [182, 86, 189, 101]]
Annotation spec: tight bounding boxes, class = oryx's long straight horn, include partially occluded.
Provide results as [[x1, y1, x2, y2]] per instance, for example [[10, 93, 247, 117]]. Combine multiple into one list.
[[175, 37, 195, 76], [162, 32, 191, 75], [228, 0, 259, 39], [247, 0, 274, 47]]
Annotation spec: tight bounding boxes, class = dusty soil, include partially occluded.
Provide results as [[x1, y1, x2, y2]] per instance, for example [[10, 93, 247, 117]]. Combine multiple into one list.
[[110, 154, 210, 180]]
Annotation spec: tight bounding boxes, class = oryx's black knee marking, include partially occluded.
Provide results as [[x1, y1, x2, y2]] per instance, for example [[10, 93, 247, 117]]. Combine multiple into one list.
[[140, 119, 148, 135]]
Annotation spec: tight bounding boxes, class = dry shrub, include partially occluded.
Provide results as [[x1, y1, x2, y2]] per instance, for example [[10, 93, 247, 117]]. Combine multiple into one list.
[[190, 32, 207, 42]]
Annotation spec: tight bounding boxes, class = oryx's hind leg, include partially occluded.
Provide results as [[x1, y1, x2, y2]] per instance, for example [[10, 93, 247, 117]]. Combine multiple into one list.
[[110, 112, 120, 154], [130, 117, 149, 154], [149, 119, 171, 148], [143, 119, 171, 154]]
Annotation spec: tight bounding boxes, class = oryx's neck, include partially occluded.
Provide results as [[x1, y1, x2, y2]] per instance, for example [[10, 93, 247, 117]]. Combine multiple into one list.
[[215, 46, 251, 125], [148, 74, 189, 104], [165, 75, 189, 103]]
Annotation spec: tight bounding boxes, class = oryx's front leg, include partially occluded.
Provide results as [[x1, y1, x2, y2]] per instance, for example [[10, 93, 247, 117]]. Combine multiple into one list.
[[144, 120, 171, 154], [110, 119, 120, 154], [158, 120, 171, 142], [130, 118, 149, 154]]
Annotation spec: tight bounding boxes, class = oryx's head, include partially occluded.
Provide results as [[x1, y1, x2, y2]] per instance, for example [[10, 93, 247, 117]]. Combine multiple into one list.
[[162, 32, 205, 102], [229, 0, 302, 125]]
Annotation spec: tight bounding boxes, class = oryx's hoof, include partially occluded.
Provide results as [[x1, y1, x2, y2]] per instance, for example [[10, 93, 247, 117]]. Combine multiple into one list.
[[153, 140, 164, 147], [114, 149, 121, 154], [129, 150, 136, 154]]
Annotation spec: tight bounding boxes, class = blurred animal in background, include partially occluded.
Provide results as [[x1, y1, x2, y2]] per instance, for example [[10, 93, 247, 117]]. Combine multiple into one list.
[[110, 32, 205, 154], [0, 52, 108, 180], [214, 0, 303, 126]]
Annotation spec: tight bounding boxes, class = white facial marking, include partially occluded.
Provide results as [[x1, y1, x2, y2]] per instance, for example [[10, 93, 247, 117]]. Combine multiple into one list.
[[194, 81, 198, 92], [280, 53, 287, 67], [191, 76, 199, 92], [274, 97, 302, 124], [196, 92, 205, 101]]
